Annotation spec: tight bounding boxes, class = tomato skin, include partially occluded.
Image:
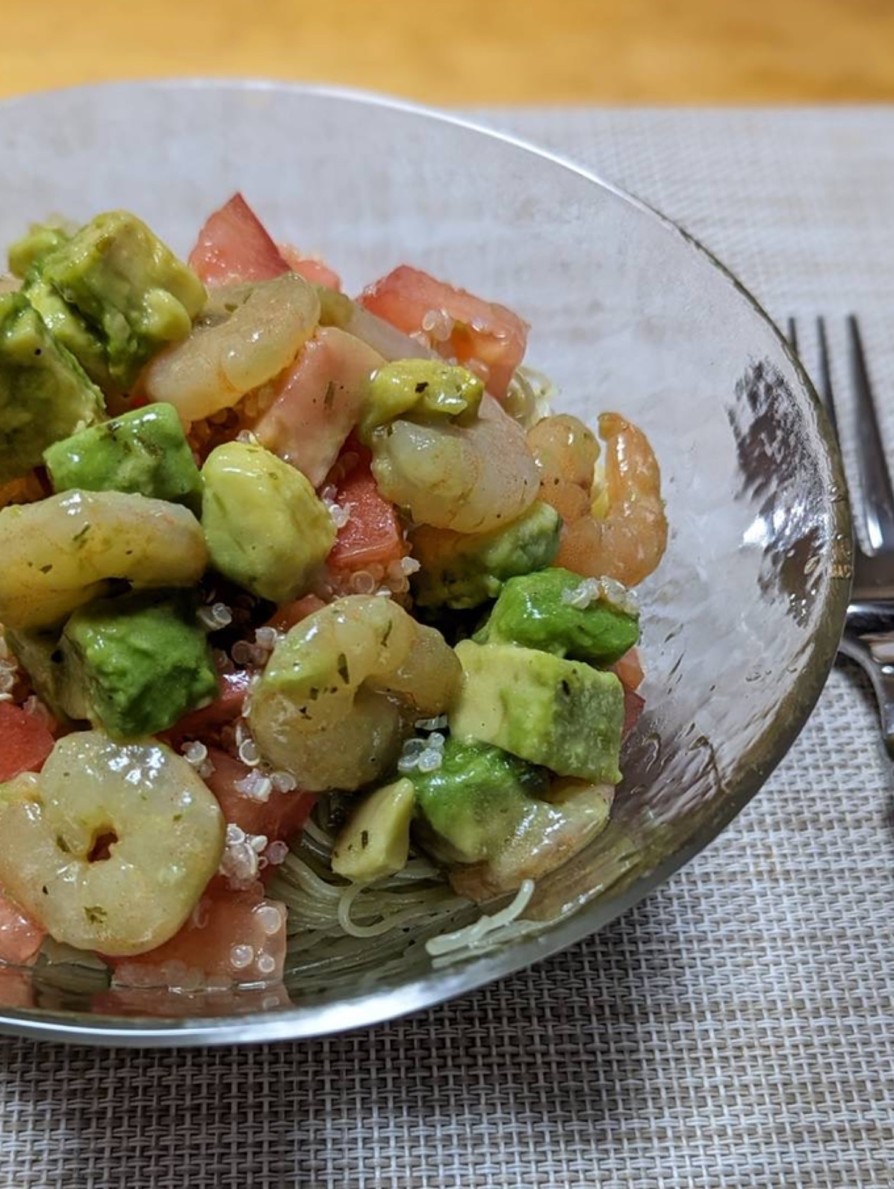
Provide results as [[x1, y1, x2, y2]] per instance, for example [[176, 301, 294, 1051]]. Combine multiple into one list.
[[204, 748, 315, 845], [327, 448, 406, 573], [0, 891, 45, 967], [188, 193, 291, 285], [0, 702, 55, 783], [357, 265, 528, 399]]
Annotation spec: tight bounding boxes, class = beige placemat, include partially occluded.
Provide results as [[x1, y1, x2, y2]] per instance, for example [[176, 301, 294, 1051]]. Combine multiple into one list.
[[1, 106, 893, 1189]]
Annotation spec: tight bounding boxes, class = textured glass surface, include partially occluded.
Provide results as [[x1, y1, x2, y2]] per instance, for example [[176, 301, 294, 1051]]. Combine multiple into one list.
[[0, 82, 851, 1045]]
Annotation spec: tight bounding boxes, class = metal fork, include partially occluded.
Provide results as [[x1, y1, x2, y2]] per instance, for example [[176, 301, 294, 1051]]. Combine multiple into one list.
[[789, 315, 894, 753]]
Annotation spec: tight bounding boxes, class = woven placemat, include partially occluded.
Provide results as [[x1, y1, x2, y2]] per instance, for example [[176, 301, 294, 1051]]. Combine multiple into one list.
[[1, 107, 893, 1189]]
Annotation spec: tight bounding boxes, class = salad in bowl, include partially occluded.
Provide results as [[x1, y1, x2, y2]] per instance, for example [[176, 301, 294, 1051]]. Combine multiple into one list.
[[0, 192, 667, 997]]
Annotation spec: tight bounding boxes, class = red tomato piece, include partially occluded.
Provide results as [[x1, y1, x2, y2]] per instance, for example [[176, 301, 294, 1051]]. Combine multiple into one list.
[[613, 647, 645, 692], [0, 967, 34, 1009], [279, 243, 342, 291], [0, 891, 45, 967], [164, 670, 251, 745], [0, 702, 55, 782], [188, 192, 291, 285], [110, 879, 287, 989], [267, 594, 326, 634], [204, 749, 315, 845], [357, 265, 528, 400], [328, 450, 406, 573]]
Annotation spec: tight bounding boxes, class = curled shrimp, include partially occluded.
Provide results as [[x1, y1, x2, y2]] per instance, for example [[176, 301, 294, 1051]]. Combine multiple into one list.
[[0, 731, 225, 956], [0, 490, 208, 630], [530, 411, 667, 587], [249, 595, 461, 792], [370, 394, 540, 534], [141, 273, 320, 424], [449, 777, 615, 902]]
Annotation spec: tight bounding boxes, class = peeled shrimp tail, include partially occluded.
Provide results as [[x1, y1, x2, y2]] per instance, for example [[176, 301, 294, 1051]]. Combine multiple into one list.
[[532, 410, 667, 588]]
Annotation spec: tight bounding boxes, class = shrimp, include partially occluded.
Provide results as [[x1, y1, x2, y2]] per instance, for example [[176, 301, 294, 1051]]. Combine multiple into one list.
[[249, 595, 461, 792], [140, 273, 320, 425], [530, 411, 667, 588], [370, 394, 540, 534], [0, 490, 208, 630], [0, 731, 225, 956], [449, 778, 614, 902]]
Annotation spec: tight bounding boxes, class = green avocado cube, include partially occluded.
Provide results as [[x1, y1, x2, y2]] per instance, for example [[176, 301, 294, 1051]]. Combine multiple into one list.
[[24, 275, 113, 392], [44, 402, 202, 510], [8, 221, 71, 279], [411, 501, 561, 610], [359, 359, 483, 443], [60, 591, 219, 740], [0, 292, 105, 484], [409, 737, 549, 864], [451, 639, 624, 784], [201, 441, 336, 604], [41, 211, 206, 388], [476, 567, 639, 664]]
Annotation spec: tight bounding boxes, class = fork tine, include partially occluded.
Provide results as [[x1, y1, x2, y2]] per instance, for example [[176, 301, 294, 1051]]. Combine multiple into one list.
[[815, 317, 840, 440], [787, 316, 799, 357], [849, 314, 894, 554]]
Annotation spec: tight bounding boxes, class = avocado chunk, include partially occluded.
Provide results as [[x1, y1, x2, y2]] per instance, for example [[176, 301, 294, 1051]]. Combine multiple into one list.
[[5, 627, 77, 724], [44, 402, 202, 509], [24, 275, 113, 392], [0, 292, 105, 484], [450, 639, 624, 784], [8, 221, 71, 279], [60, 590, 218, 740], [201, 441, 336, 603], [476, 567, 639, 664], [359, 359, 483, 444], [410, 737, 549, 865], [331, 777, 416, 882], [40, 211, 206, 388], [411, 739, 615, 899], [411, 501, 561, 610]]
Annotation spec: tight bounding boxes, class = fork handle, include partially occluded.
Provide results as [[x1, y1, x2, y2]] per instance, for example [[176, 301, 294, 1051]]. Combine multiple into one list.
[[839, 624, 894, 757]]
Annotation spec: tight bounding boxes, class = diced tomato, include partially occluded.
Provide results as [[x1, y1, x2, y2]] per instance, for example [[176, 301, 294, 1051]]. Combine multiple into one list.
[[327, 447, 407, 573], [204, 748, 315, 845], [163, 670, 251, 745], [613, 647, 645, 692], [612, 648, 645, 739], [0, 967, 34, 1009], [188, 193, 291, 285], [279, 243, 341, 291], [357, 265, 528, 400], [267, 594, 326, 634], [254, 326, 384, 487], [0, 891, 45, 966], [0, 702, 55, 782], [109, 879, 287, 989]]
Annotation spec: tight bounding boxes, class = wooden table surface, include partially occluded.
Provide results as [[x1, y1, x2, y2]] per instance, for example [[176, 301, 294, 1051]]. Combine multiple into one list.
[[4, 0, 894, 104]]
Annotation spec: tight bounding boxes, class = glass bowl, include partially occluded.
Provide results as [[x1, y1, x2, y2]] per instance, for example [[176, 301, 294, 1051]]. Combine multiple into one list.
[[0, 80, 851, 1045]]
